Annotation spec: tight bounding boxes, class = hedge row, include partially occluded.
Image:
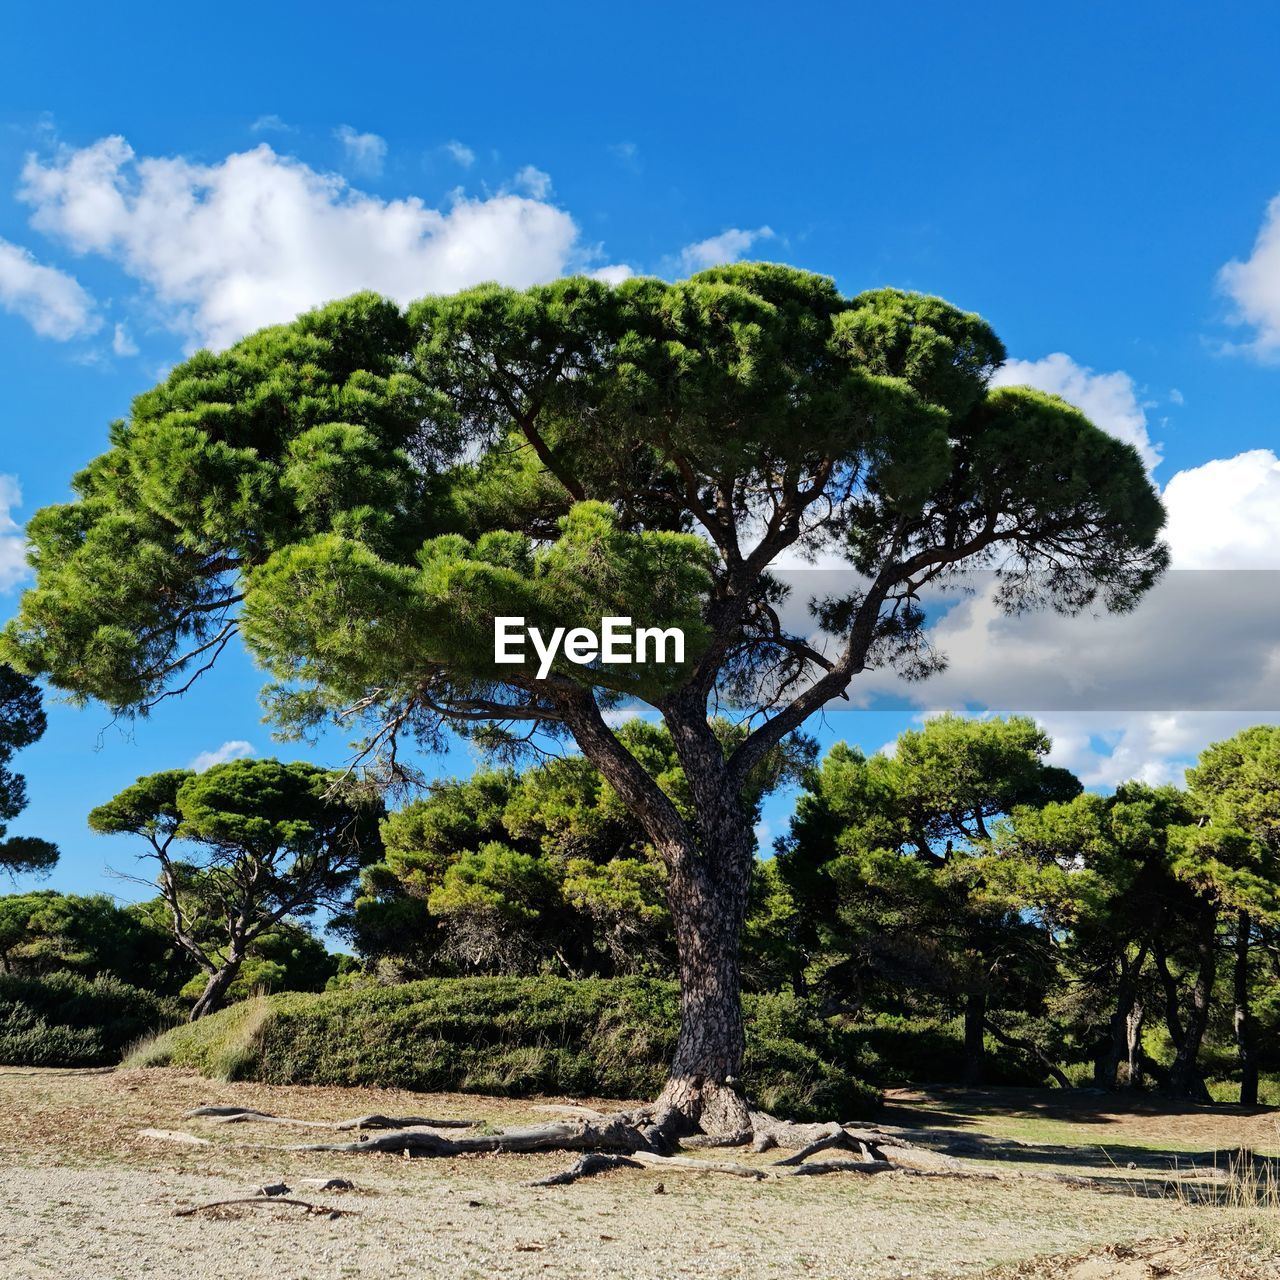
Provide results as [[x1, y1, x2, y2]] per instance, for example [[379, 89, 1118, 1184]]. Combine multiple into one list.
[[132, 976, 879, 1120]]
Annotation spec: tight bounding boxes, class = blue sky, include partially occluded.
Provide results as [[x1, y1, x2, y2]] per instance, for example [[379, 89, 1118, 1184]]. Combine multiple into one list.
[[3, 1, 1280, 908]]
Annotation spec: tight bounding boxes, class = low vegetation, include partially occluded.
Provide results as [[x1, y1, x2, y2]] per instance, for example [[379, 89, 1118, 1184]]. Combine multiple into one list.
[[0, 970, 183, 1066], [129, 976, 877, 1121]]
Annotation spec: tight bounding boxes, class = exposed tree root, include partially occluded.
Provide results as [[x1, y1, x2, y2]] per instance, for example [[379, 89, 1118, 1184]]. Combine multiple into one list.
[[681, 1129, 754, 1149], [294, 1115, 650, 1157], [333, 1114, 476, 1131], [776, 1159, 895, 1177], [183, 1107, 475, 1131], [180, 1097, 1105, 1190], [527, 1153, 642, 1186], [174, 1197, 354, 1218], [628, 1150, 766, 1179]]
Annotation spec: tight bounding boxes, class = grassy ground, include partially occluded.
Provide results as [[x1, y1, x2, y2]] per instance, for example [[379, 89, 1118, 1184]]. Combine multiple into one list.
[[1, 1067, 1277, 1278]]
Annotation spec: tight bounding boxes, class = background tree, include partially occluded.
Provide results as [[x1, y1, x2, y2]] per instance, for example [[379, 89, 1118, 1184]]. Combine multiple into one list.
[[88, 758, 381, 1018], [0, 665, 58, 875], [347, 717, 805, 981], [0, 890, 175, 987], [995, 783, 1195, 1092], [778, 715, 1080, 1083], [3, 268, 1166, 1134], [1179, 726, 1280, 1105]]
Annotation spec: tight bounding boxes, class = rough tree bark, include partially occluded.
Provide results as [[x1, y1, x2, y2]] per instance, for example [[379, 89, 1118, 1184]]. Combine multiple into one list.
[[1233, 910, 1258, 1107], [188, 951, 244, 1021], [654, 840, 755, 1135], [557, 688, 761, 1135]]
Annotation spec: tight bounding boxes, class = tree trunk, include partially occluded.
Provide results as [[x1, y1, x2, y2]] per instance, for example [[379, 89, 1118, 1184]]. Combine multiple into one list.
[[1095, 941, 1149, 1090], [189, 958, 242, 1021], [962, 982, 986, 1087], [1234, 910, 1258, 1107], [653, 827, 755, 1135], [1167, 909, 1217, 1102], [1125, 1000, 1145, 1088]]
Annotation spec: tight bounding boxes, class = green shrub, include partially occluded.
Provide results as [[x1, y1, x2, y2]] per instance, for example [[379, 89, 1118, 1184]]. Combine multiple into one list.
[[0, 970, 184, 1066], [133, 975, 878, 1120]]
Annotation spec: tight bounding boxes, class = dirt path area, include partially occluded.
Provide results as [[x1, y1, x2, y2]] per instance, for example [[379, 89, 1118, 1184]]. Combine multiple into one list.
[[0, 1068, 1274, 1279]]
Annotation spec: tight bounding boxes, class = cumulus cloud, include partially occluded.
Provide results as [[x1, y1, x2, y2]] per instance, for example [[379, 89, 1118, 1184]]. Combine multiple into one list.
[[991, 352, 1161, 471], [1162, 448, 1280, 569], [0, 236, 99, 340], [1219, 194, 1280, 356], [1037, 711, 1270, 790], [512, 165, 551, 199], [0, 476, 29, 592], [19, 136, 591, 351], [771, 439, 1280, 786], [334, 125, 388, 177], [189, 740, 256, 772], [678, 226, 774, 274], [444, 140, 475, 168], [111, 322, 138, 356], [591, 264, 634, 286]]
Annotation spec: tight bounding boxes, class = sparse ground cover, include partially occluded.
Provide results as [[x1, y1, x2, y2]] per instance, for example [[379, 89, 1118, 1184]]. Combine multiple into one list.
[[2, 1067, 1278, 1279]]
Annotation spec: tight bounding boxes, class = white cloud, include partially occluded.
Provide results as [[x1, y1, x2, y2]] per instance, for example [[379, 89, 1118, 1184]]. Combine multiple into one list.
[[1037, 711, 1269, 790], [20, 137, 589, 351], [334, 125, 388, 177], [775, 436, 1280, 786], [250, 114, 294, 134], [601, 703, 644, 728], [1219, 194, 1280, 356], [189, 739, 255, 772], [0, 475, 29, 592], [1162, 448, 1280, 569], [677, 226, 774, 274], [111, 322, 138, 356], [991, 352, 1161, 471], [591, 264, 634, 286], [444, 140, 475, 168], [512, 165, 551, 200], [0, 236, 99, 340]]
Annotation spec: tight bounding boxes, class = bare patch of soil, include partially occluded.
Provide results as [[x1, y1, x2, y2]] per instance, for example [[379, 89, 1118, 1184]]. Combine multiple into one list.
[[0, 1068, 1269, 1279]]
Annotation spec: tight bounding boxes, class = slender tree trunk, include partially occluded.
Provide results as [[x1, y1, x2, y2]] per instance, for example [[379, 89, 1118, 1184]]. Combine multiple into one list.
[[1234, 910, 1258, 1107], [962, 982, 987, 1087], [1167, 909, 1217, 1102], [189, 955, 243, 1021], [1126, 1001, 1145, 1088], [1096, 941, 1149, 1090]]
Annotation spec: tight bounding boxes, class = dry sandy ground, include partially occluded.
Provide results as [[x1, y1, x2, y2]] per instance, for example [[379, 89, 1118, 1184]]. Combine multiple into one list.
[[0, 1067, 1276, 1279]]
